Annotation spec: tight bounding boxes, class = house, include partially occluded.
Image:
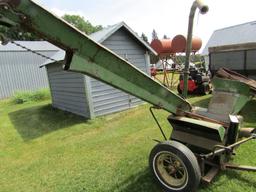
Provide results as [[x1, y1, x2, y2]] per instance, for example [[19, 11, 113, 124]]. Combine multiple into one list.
[[202, 21, 256, 78], [42, 22, 157, 118], [0, 41, 61, 99]]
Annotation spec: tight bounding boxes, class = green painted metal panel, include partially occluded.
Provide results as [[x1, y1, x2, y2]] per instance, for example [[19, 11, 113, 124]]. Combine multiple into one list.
[[0, 0, 191, 114], [212, 77, 251, 114], [168, 115, 226, 145], [172, 116, 226, 141]]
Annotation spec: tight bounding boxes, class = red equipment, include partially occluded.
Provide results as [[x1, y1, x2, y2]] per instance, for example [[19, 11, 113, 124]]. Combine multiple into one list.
[[177, 66, 211, 95], [179, 79, 197, 93]]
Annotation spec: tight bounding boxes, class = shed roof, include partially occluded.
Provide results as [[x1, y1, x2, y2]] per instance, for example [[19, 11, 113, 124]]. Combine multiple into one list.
[[40, 50, 66, 67], [0, 41, 61, 52], [41, 21, 156, 67], [202, 20, 256, 55], [90, 22, 157, 55]]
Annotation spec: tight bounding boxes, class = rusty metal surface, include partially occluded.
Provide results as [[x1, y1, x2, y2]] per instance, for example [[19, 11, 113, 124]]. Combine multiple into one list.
[[183, 111, 229, 127], [202, 134, 256, 159], [201, 167, 220, 184], [239, 128, 256, 138], [224, 163, 256, 172], [216, 68, 256, 94], [187, 110, 229, 128]]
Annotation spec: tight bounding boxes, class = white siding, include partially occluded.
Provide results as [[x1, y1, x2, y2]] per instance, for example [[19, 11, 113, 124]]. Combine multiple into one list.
[[47, 63, 90, 118], [90, 28, 148, 116]]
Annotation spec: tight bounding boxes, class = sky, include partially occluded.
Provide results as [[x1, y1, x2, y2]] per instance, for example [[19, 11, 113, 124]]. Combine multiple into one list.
[[35, 0, 256, 49]]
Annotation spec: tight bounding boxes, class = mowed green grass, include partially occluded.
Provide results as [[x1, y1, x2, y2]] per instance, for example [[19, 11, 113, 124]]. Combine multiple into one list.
[[1, 96, 256, 192]]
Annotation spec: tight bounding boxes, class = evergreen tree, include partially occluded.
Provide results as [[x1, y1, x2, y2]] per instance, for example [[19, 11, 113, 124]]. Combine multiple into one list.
[[150, 30, 160, 64], [141, 33, 149, 44], [152, 29, 158, 40]]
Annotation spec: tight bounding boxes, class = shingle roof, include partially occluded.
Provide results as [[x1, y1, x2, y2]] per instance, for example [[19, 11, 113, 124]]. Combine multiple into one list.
[[202, 21, 256, 55]]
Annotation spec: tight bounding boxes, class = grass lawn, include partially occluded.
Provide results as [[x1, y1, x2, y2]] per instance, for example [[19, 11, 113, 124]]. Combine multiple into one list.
[[1, 96, 256, 192]]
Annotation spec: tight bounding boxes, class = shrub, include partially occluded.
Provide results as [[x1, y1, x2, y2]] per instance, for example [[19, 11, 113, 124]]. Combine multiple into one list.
[[12, 89, 51, 104]]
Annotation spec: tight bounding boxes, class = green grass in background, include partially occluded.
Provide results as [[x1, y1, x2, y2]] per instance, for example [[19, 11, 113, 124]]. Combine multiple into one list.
[[0, 95, 256, 192]]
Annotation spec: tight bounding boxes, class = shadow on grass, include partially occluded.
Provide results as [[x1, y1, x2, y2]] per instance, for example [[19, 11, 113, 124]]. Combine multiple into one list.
[[200, 169, 256, 191], [9, 104, 87, 141], [108, 168, 256, 192], [107, 169, 162, 192], [225, 170, 256, 188], [109, 168, 256, 192], [227, 170, 256, 189]]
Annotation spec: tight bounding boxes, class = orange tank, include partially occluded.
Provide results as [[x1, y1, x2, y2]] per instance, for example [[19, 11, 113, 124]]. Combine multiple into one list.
[[192, 37, 202, 52], [171, 35, 186, 53], [151, 36, 202, 55], [150, 39, 172, 56]]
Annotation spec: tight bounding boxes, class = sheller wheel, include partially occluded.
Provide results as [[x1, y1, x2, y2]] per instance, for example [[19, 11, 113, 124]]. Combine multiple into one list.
[[149, 141, 201, 192]]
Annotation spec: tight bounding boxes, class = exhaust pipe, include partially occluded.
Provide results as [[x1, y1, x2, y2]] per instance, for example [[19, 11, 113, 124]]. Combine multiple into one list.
[[194, 0, 209, 14], [183, 0, 209, 98]]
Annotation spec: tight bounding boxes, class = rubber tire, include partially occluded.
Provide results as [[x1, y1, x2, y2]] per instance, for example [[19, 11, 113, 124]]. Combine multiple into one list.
[[149, 141, 201, 192], [198, 82, 210, 95]]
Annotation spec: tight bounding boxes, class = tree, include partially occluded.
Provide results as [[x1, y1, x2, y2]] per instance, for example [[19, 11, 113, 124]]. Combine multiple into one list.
[[150, 52, 159, 64], [62, 14, 103, 35], [0, 14, 102, 41], [150, 30, 160, 64], [141, 33, 149, 44], [0, 25, 39, 41], [152, 29, 158, 40], [163, 34, 168, 39]]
